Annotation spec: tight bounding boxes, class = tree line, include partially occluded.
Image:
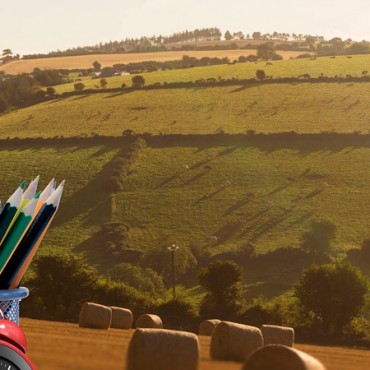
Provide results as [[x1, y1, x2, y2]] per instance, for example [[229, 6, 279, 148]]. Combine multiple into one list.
[[17, 28, 330, 59], [0, 69, 65, 113]]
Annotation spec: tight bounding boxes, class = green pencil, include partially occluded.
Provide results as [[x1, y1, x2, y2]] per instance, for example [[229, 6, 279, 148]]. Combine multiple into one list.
[[8, 175, 40, 232], [4, 181, 64, 288], [0, 196, 38, 274], [0, 181, 26, 246]]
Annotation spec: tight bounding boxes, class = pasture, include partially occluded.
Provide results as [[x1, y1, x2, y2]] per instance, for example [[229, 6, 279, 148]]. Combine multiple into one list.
[[0, 140, 369, 282], [47, 54, 370, 94], [21, 318, 370, 370], [1, 83, 370, 138], [0, 49, 307, 75]]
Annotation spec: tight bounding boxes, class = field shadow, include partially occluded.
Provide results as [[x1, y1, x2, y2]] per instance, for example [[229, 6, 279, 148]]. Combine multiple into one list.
[[71, 95, 90, 101], [184, 172, 206, 185], [104, 90, 135, 98], [192, 188, 224, 206], [222, 197, 250, 216], [53, 148, 128, 227]]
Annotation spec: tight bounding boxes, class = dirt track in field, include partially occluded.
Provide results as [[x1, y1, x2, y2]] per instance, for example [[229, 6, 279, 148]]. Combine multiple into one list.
[[0, 50, 307, 75], [20, 318, 370, 370]]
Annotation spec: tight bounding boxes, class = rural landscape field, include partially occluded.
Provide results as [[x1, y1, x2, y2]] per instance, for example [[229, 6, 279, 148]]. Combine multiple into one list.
[[21, 318, 370, 370], [2, 19, 370, 369]]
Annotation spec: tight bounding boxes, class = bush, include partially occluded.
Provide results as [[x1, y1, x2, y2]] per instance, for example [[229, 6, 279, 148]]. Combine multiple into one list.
[[74, 82, 85, 91], [156, 299, 199, 331], [300, 219, 336, 256], [0, 97, 9, 113], [23, 254, 98, 322], [132, 75, 145, 88], [295, 262, 369, 336], [108, 263, 165, 297], [256, 69, 266, 80], [199, 261, 245, 320]]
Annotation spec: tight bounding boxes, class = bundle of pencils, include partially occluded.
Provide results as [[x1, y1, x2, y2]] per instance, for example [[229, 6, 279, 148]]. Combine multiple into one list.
[[0, 177, 64, 289]]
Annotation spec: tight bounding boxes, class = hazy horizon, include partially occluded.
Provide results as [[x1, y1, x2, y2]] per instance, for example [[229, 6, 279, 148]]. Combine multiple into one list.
[[2, 0, 369, 56]]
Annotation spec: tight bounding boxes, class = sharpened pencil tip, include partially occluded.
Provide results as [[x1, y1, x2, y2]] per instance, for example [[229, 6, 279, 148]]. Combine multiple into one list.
[[20, 180, 26, 189]]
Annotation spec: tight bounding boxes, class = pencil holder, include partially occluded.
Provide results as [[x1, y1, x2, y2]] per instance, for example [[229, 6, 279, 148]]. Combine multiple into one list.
[[0, 287, 29, 325]]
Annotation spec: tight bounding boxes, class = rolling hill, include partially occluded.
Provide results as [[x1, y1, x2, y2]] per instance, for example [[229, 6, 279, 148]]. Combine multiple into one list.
[[0, 53, 370, 301], [0, 49, 305, 75]]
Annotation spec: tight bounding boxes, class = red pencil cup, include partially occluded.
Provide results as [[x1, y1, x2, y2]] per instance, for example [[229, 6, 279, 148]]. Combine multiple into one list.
[[0, 287, 29, 325]]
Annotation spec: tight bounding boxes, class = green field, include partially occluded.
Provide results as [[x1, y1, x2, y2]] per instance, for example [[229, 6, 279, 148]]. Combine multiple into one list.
[[1, 54, 370, 301], [53, 54, 370, 93], [1, 83, 370, 138], [1, 142, 369, 259]]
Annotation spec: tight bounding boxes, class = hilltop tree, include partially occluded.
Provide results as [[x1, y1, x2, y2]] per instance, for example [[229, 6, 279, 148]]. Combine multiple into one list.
[[199, 260, 244, 320], [252, 32, 262, 40], [295, 263, 369, 335], [93, 60, 101, 71], [224, 30, 233, 41], [256, 43, 281, 60], [2, 49, 12, 57], [1, 49, 13, 64]]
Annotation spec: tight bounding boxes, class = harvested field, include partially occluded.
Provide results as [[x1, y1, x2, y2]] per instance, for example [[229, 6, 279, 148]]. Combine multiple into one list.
[[0, 50, 308, 74], [21, 318, 370, 370]]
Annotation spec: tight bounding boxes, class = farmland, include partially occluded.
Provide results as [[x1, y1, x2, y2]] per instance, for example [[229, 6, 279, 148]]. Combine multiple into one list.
[[21, 318, 370, 370], [0, 49, 307, 75], [0, 52, 370, 313], [1, 83, 370, 138]]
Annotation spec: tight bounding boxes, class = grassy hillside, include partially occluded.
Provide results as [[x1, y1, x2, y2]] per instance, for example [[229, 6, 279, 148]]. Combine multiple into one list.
[[48, 54, 370, 94], [1, 140, 368, 261], [116, 144, 370, 254], [1, 54, 370, 303], [1, 83, 370, 138]]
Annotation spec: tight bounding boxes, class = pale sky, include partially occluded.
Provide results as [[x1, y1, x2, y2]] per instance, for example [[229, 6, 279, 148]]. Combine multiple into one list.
[[1, 0, 369, 56]]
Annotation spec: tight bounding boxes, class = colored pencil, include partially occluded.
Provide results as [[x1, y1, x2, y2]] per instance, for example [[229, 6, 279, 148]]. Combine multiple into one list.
[[0, 181, 64, 289], [0, 181, 26, 245], [22, 175, 40, 201], [8, 175, 40, 233], [0, 197, 38, 274]]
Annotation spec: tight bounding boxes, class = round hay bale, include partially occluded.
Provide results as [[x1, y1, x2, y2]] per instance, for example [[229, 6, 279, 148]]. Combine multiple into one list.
[[110, 307, 133, 329], [261, 324, 295, 347], [242, 344, 327, 370], [79, 302, 111, 329], [210, 321, 263, 362], [127, 328, 199, 370], [199, 319, 221, 336], [136, 314, 163, 329]]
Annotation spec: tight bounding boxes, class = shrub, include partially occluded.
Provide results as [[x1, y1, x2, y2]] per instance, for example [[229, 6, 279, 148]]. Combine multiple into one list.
[[74, 82, 85, 91], [156, 299, 199, 331], [108, 263, 165, 297], [199, 261, 245, 320], [256, 69, 266, 80], [295, 262, 369, 336], [132, 75, 145, 88]]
